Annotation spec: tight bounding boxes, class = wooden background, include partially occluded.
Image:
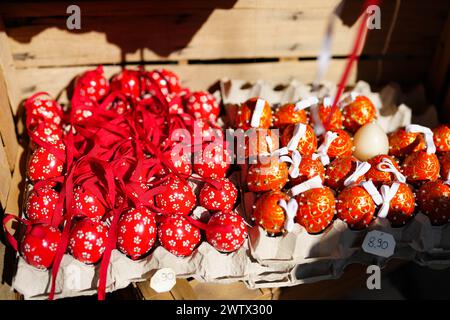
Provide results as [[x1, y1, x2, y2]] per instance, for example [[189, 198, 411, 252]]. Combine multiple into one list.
[[0, 0, 449, 299]]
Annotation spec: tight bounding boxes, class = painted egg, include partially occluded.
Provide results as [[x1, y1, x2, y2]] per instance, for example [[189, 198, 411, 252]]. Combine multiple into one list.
[[72, 186, 107, 220], [185, 91, 220, 123], [325, 156, 364, 191], [20, 224, 61, 269], [247, 160, 289, 192], [385, 182, 415, 227], [366, 154, 402, 186], [154, 175, 196, 215], [28, 145, 65, 182], [342, 95, 377, 133], [25, 186, 60, 223], [337, 185, 376, 230], [74, 65, 110, 102], [193, 142, 231, 179], [388, 128, 426, 158], [205, 211, 248, 253], [273, 103, 308, 128], [402, 151, 440, 185], [433, 124, 450, 153], [323, 129, 353, 158], [252, 190, 289, 234], [199, 178, 238, 212], [236, 98, 272, 130], [295, 187, 335, 234], [311, 103, 343, 131], [280, 124, 317, 156], [158, 214, 201, 257], [68, 218, 108, 264], [417, 180, 450, 226]]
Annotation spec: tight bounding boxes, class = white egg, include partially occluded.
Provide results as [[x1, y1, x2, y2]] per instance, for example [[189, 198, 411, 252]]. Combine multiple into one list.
[[353, 122, 389, 161]]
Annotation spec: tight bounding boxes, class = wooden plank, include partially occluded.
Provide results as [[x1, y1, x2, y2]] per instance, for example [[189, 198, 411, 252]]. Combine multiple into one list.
[[169, 279, 198, 300], [4, 144, 24, 217], [0, 62, 18, 171], [0, 17, 20, 114], [0, 143, 12, 209], [2, 0, 448, 68]]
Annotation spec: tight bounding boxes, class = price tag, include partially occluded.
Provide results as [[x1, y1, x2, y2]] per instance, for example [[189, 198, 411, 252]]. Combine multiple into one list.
[[150, 268, 176, 293], [362, 230, 396, 258]]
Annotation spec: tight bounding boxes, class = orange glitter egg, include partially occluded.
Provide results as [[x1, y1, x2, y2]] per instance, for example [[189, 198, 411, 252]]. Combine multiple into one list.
[[337, 185, 376, 230], [311, 103, 343, 131], [280, 124, 317, 156], [295, 187, 336, 234], [325, 156, 364, 191], [366, 154, 402, 187], [388, 128, 426, 158], [433, 124, 450, 153], [324, 129, 353, 158], [247, 160, 289, 192], [402, 151, 440, 185], [288, 155, 325, 186], [236, 97, 272, 130], [439, 152, 450, 180], [417, 180, 450, 226], [385, 182, 415, 227], [273, 103, 308, 128]]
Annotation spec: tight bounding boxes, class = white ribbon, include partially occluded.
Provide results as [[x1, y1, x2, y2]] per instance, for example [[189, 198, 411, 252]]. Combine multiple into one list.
[[361, 180, 383, 206], [290, 175, 323, 196], [344, 161, 371, 187], [309, 104, 325, 136], [377, 183, 401, 218], [337, 91, 360, 108], [265, 135, 274, 153], [323, 96, 333, 107], [405, 124, 436, 154], [287, 123, 307, 152], [278, 198, 298, 233], [294, 97, 319, 111], [250, 98, 267, 128], [280, 150, 302, 179], [312, 131, 339, 166], [377, 158, 406, 183]]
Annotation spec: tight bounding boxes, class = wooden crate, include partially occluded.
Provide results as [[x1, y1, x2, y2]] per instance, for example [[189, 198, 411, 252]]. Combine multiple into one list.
[[0, 0, 449, 300]]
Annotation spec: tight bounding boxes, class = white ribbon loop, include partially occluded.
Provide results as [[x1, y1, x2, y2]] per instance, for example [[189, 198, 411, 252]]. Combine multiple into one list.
[[376, 158, 406, 183], [290, 175, 323, 197], [280, 150, 302, 179], [312, 131, 339, 166], [361, 180, 383, 206], [344, 161, 371, 187], [378, 182, 401, 218], [405, 124, 436, 154], [250, 98, 267, 128], [338, 91, 360, 108], [294, 97, 319, 111], [279, 198, 298, 233], [287, 123, 307, 152]]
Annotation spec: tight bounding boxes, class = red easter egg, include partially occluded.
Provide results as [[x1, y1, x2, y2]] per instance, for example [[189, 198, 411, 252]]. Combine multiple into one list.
[[433, 124, 450, 153], [253, 190, 289, 234], [273, 103, 308, 128], [417, 180, 450, 226], [167, 142, 192, 176], [280, 124, 317, 156], [74, 66, 109, 102], [185, 91, 220, 123], [28, 145, 65, 182], [311, 103, 343, 131], [72, 186, 106, 220], [193, 142, 231, 179], [26, 97, 62, 127], [154, 176, 196, 215], [110, 69, 142, 100], [337, 185, 376, 229], [205, 211, 248, 253], [247, 160, 289, 192], [439, 152, 450, 181], [199, 178, 238, 212], [20, 224, 61, 269], [385, 182, 415, 227], [366, 154, 402, 186], [117, 206, 157, 260], [26, 186, 60, 223], [29, 122, 63, 148], [342, 95, 377, 133], [402, 151, 440, 185], [325, 156, 364, 191], [236, 98, 272, 130], [69, 218, 108, 264], [71, 99, 97, 123], [295, 187, 336, 234], [193, 119, 224, 144], [325, 130, 353, 158], [158, 214, 201, 257], [388, 128, 426, 158], [289, 155, 325, 186]]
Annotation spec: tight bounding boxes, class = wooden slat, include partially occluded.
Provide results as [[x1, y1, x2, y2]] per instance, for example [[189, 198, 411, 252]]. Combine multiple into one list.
[[0, 17, 19, 114], [2, 0, 448, 68], [188, 280, 273, 300], [4, 144, 24, 217], [0, 143, 12, 209]]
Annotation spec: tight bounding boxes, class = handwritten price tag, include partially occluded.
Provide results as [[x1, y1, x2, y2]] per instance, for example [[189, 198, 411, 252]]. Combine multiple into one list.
[[362, 230, 396, 258], [150, 268, 176, 293]]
